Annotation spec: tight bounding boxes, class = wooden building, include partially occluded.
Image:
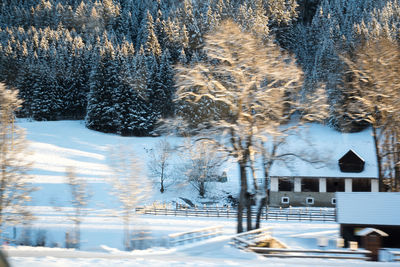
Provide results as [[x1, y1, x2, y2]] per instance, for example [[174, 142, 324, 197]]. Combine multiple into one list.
[[336, 192, 400, 248], [267, 125, 378, 207]]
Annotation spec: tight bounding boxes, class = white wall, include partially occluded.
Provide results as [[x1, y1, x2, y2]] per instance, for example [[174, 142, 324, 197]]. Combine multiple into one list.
[[319, 178, 327, 193], [345, 178, 352, 192], [294, 178, 302, 192], [271, 177, 279, 192], [371, 179, 379, 192]]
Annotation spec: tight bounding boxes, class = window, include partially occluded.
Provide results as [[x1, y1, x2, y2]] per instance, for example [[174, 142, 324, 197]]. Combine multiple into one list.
[[302, 179, 319, 192], [327, 178, 345, 192], [331, 198, 336, 205], [278, 178, 293, 191], [352, 179, 371, 192], [281, 197, 290, 204], [306, 197, 314, 205]]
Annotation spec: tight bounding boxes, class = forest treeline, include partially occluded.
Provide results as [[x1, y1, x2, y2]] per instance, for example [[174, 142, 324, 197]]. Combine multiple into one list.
[[0, 0, 399, 135]]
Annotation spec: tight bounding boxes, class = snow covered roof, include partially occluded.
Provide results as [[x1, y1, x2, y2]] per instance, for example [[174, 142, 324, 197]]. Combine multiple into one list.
[[336, 192, 400, 226], [355, 228, 388, 237], [269, 124, 378, 178]]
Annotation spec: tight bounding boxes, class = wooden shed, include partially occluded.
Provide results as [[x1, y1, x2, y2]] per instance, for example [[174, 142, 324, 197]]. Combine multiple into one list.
[[356, 228, 388, 261], [336, 192, 400, 248]]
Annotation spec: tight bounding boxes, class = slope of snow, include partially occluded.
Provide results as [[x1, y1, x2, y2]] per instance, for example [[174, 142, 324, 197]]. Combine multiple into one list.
[[5, 120, 396, 266], [19, 120, 238, 208]]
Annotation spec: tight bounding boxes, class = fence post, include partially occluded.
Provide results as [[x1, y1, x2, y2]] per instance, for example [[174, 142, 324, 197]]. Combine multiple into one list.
[[216, 204, 219, 217], [227, 206, 230, 218]]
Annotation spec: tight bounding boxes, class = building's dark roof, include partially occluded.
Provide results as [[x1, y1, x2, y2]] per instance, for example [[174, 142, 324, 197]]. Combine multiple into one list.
[[339, 149, 365, 173]]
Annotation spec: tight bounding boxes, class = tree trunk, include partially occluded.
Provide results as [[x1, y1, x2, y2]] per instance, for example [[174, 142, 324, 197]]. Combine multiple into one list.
[[160, 168, 164, 193], [372, 126, 384, 191], [199, 181, 205, 197], [124, 215, 130, 250], [246, 191, 252, 231], [160, 182, 164, 193], [237, 162, 248, 233], [255, 197, 266, 229], [75, 221, 81, 249], [256, 143, 274, 229]]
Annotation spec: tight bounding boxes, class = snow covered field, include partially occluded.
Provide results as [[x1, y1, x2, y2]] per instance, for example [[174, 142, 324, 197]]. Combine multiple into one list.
[[3, 120, 398, 266]]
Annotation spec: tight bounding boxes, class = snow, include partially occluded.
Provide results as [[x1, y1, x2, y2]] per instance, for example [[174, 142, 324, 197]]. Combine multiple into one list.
[[269, 124, 378, 179], [336, 192, 400, 226], [3, 120, 397, 266]]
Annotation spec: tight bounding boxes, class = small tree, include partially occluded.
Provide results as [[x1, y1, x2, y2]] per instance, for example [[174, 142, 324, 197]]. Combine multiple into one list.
[[108, 145, 150, 250], [0, 83, 35, 237], [179, 140, 224, 197], [65, 166, 90, 248], [147, 139, 172, 193]]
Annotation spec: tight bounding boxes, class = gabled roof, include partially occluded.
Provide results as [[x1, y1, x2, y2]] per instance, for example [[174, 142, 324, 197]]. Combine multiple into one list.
[[336, 192, 400, 226], [339, 149, 365, 173], [269, 124, 378, 178], [339, 149, 365, 164], [355, 228, 388, 237]]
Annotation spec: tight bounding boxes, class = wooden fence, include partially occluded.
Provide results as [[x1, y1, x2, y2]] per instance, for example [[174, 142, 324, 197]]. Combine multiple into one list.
[[248, 247, 371, 260], [136, 205, 336, 222], [231, 227, 275, 249], [380, 249, 400, 262], [231, 227, 371, 261], [168, 226, 223, 247]]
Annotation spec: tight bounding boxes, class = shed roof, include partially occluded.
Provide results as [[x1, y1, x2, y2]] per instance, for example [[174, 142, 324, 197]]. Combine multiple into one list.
[[355, 228, 388, 237], [336, 192, 400, 226], [269, 124, 378, 178]]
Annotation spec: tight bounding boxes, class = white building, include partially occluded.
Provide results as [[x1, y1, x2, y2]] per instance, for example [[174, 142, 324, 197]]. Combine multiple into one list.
[[268, 124, 378, 207]]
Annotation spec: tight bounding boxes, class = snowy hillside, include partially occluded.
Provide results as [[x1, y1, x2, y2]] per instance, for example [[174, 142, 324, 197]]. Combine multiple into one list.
[[2, 120, 394, 266], [19, 120, 376, 210], [19, 120, 239, 209]]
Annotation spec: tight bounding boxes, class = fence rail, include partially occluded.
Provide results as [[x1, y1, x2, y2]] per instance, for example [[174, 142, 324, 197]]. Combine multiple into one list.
[[231, 228, 371, 261], [248, 247, 371, 260], [136, 206, 336, 222], [380, 249, 400, 262], [231, 227, 275, 249], [168, 226, 223, 247]]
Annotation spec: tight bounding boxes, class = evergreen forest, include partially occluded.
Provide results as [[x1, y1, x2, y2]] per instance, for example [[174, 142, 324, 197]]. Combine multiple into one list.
[[0, 0, 399, 135]]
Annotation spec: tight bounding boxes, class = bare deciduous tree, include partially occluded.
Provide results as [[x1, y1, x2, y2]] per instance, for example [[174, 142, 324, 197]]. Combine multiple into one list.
[[343, 38, 400, 191], [179, 139, 224, 197], [174, 20, 327, 232], [0, 83, 35, 237], [147, 139, 172, 193], [65, 166, 90, 248], [108, 145, 150, 250]]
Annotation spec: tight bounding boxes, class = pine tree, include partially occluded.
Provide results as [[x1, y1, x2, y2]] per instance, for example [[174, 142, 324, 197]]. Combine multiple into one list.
[[114, 40, 136, 135], [85, 36, 119, 133], [129, 47, 155, 136], [155, 49, 175, 117]]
